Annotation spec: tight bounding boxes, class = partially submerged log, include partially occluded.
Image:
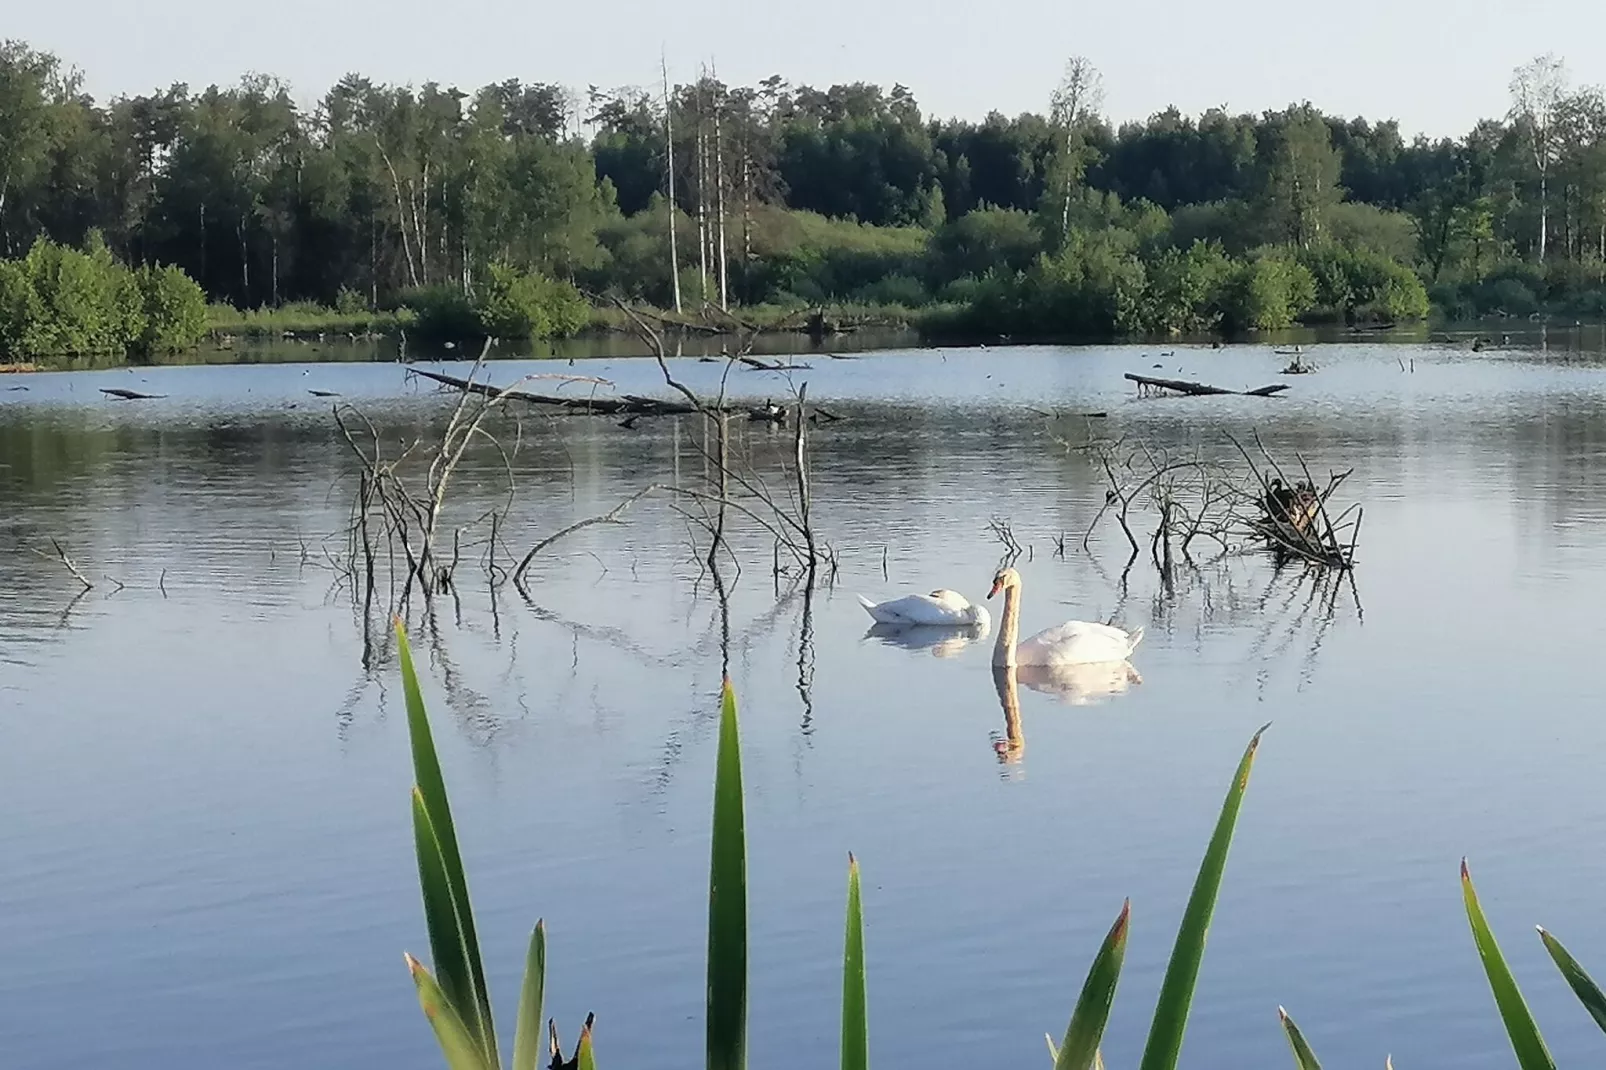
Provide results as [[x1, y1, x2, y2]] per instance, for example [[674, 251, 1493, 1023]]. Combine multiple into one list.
[[408, 365, 700, 415], [408, 365, 816, 423], [101, 387, 166, 400], [1125, 373, 1289, 398]]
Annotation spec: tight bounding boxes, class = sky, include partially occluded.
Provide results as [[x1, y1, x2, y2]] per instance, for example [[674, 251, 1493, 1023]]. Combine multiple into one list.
[[10, 0, 1605, 139]]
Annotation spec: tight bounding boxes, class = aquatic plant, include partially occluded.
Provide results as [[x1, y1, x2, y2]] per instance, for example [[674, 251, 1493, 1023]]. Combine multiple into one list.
[[1045, 726, 1268, 1070]]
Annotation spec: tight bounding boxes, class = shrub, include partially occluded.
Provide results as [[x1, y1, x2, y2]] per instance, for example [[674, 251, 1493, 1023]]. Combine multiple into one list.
[[135, 264, 208, 354], [0, 237, 207, 359], [1223, 255, 1316, 331], [406, 286, 481, 341], [408, 269, 589, 342]]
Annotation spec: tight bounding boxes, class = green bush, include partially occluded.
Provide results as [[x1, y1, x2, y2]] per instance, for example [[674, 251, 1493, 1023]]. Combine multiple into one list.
[[0, 237, 206, 359], [1296, 244, 1429, 322], [474, 264, 587, 339], [406, 286, 481, 341], [1223, 255, 1316, 331], [408, 268, 588, 342], [135, 264, 208, 354], [1138, 240, 1234, 333]]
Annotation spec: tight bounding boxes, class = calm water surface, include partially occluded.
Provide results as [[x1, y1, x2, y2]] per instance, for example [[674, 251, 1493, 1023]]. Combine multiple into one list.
[[4, 338, 1606, 1069]]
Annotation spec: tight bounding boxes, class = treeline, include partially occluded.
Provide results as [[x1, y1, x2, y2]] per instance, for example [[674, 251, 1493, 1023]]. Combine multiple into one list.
[[1, 40, 1603, 349]]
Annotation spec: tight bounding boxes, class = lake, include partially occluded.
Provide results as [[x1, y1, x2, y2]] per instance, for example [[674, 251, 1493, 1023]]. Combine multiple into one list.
[[4, 332, 1606, 1069]]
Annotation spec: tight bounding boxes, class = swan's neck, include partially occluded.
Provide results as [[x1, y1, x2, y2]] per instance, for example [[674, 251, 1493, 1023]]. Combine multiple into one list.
[[993, 584, 1020, 667]]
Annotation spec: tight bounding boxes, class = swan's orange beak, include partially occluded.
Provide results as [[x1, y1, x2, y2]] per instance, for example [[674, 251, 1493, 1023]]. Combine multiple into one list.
[[987, 577, 1002, 599]]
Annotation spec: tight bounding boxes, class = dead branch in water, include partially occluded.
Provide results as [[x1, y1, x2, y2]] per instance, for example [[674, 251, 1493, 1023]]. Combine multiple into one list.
[[29, 538, 95, 589], [512, 485, 657, 587], [1078, 430, 1362, 577], [614, 299, 837, 582], [1125, 373, 1289, 398], [332, 340, 547, 603]]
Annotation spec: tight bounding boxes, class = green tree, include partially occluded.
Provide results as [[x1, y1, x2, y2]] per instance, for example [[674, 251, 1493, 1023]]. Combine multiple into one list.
[[1259, 106, 1344, 249]]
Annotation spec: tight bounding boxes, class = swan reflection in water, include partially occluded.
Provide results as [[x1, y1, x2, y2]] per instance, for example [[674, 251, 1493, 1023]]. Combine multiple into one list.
[[862, 620, 990, 659], [990, 660, 1143, 765]]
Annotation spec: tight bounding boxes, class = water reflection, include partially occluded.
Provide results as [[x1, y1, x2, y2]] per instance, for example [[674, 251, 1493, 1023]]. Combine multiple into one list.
[[863, 621, 990, 658]]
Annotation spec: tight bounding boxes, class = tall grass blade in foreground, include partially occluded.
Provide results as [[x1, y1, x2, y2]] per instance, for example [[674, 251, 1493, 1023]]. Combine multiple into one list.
[[1277, 1006, 1323, 1069], [398, 617, 499, 1066], [1053, 900, 1130, 1070], [399, 618, 555, 1070], [511, 922, 547, 1070], [842, 854, 868, 1070], [408, 952, 494, 1070], [708, 678, 748, 1070], [1137, 723, 1270, 1070], [1537, 926, 1606, 1034], [1461, 860, 1556, 1070]]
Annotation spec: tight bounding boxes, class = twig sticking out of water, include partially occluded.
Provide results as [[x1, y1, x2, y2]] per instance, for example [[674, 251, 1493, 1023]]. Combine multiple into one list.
[[611, 299, 837, 585], [29, 539, 95, 590]]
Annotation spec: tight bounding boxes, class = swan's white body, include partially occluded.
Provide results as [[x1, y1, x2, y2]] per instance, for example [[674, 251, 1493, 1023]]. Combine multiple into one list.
[[988, 567, 1143, 668], [856, 589, 990, 629]]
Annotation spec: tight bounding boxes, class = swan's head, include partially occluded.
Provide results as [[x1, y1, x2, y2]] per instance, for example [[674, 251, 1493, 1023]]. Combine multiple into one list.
[[987, 567, 1021, 600]]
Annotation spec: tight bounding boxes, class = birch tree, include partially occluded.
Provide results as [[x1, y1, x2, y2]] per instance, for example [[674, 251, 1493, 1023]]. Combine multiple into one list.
[[1509, 53, 1569, 262]]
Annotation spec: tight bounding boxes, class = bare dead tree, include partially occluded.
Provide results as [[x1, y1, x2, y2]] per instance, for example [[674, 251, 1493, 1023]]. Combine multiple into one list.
[[661, 53, 683, 313]]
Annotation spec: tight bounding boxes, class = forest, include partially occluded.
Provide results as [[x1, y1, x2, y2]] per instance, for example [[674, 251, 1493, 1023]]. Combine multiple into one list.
[[1, 40, 1604, 358]]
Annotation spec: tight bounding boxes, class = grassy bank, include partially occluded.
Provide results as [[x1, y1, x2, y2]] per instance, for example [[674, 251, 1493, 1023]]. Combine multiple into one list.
[[205, 301, 415, 339]]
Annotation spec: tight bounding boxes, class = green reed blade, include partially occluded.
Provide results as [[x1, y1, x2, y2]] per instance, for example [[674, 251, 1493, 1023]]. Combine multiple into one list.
[[1138, 723, 1270, 1070], [397, 619, 499, 1065], [1461, 860, 1556, 1070], [512, 921, 548, 1070], [407, 953, 493, 1070], [1056, 900, 1130, 1070], [708, 678, 748, 1070], [1538, 926, 1606, 1034], [576, 1019, 598, 1070], [842, 853, 868, 1070], [412, 790, 490, 1060], [1046, 1035, 1059, 1063], [1277, 1006, 1323, 1069]]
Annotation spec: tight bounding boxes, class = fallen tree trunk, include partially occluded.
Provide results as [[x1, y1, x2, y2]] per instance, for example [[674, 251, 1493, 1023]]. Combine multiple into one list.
[[409, 365, 702, 415], [405, 364, 808, 421], [1125, 373, 1288, 398]]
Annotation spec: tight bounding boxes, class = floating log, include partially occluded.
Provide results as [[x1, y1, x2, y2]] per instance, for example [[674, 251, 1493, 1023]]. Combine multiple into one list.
[[408, 365, 700, 415], [308, 389, 341, 397], [101, 387, 166, 400], [738, 354, 813, 372], [407, 365, 801, 423], [1125, 373, 1289, 398]]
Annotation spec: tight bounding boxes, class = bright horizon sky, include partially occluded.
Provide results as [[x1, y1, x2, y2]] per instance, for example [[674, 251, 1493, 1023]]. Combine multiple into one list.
[[11, 0, 1605, 139]]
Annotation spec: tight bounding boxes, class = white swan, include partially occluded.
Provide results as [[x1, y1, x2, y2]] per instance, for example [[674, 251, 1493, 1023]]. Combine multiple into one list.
[[857, 588, 991, 629], [987, 567, 1143, 668]]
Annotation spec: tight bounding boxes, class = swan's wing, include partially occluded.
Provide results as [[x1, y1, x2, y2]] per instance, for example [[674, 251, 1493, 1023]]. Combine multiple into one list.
[[862, 593, 969, 625], [1018, 620, 1139, 661]]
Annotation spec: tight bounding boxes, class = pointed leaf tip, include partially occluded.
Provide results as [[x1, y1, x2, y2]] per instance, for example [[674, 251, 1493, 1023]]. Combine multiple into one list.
[[1461, 857, 1471, 881], [1112, 899, 1131, 941], [1277, 1005, 1289, 1021]]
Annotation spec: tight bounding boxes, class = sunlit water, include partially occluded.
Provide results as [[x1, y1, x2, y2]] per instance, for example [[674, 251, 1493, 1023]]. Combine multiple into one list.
[[5, 335, 1606, 1069]]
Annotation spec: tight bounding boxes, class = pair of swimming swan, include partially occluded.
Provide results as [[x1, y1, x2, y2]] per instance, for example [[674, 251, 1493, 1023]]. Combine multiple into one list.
[[857, 566, 1144, 668]]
